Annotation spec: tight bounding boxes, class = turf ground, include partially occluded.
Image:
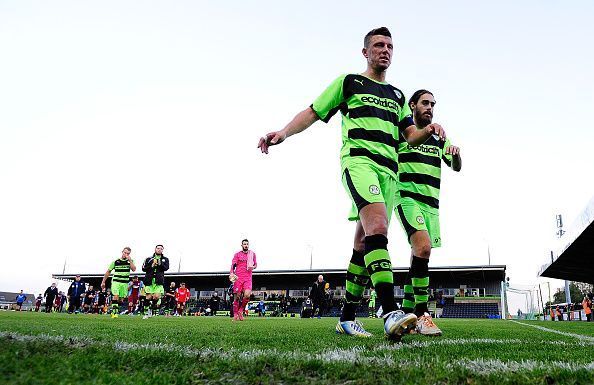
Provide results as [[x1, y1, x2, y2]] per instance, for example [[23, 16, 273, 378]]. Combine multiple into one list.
[[1, 312, 593, 384]]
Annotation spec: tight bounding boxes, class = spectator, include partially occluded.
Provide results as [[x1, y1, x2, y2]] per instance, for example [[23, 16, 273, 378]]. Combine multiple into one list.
[[35, 294, 42, 312], [67, 275, 86, 313], [210, 292, 220, 316], [309, 275, 326, 319], [59, 291, 67, 313], [15, 290, 27, 311], [583, 296, 592, 322], [556, 306, 563, 321], [83, 285, 96, 313], [44, 283, 58, 313]]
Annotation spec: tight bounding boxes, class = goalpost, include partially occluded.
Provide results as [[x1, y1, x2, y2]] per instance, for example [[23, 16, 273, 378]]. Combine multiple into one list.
[[500, 282, 540, 320]]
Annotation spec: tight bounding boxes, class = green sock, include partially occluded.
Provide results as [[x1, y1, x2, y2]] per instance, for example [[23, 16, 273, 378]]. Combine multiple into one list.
[[341, 249, 369, 322], [411, 256, 430, 316], [402, 280, 415, 314], [364, 235, 395, 315]]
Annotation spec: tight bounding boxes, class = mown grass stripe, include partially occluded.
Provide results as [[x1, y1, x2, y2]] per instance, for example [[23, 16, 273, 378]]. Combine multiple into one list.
[[3, 331, 594, 374], [511, 320, 594, 342]]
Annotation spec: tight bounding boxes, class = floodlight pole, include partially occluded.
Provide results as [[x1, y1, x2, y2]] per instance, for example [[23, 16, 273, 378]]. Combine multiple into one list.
[[556, 214, 571, 305]]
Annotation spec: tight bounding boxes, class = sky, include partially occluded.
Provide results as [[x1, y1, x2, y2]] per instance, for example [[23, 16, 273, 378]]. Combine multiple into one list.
[[1, 1, 593, 305]]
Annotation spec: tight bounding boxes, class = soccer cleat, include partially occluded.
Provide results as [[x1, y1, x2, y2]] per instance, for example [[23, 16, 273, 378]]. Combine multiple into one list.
[[335, 320, 372, 337], [416, 313, 442, 336], [238, 312, 245, 321], [383, 310, 417, 341]]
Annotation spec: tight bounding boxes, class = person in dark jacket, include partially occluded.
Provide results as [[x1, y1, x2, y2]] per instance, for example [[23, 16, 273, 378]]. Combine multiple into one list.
[[141, 244, 170, 319], [210, 292, 220, 316], [309, 275, 327, 319], [44, 283, 59, 313], [67, 275, 86, 313]]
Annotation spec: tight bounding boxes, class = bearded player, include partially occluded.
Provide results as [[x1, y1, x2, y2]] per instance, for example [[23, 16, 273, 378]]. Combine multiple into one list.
[[101, 247, 136, 318], [230, 239, 257, 321], [396, 89, 461, 336], [142, 244, 170, 319]]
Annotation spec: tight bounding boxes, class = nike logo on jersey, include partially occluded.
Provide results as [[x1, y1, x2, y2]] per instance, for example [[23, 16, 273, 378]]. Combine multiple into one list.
[[354, 79, 364, 86]]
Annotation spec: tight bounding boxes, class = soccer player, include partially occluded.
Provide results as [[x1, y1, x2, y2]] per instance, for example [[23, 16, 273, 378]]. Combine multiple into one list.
[[175, 282, 191, 316], [395, 90, 461, 336], [368, 288, 377, 318], [127, 276, 143, 314], [230, 239, 257, 321], [15, 290, 26, 311], [35, 294, 42, 312], [257, 27, 446, 340], [101, 247, 137, 318], [142, 244, 170, 319], [164, 281, 177, 317]]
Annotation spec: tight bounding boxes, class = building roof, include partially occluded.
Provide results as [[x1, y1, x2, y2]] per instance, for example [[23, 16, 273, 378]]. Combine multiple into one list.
[[539, 196, 594, 283]]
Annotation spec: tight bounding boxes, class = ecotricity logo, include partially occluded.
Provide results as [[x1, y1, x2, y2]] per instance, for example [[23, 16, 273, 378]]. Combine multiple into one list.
[[407, 144, 439, 155], [369, 185, 380, 195], [360, 96, 398, 111]]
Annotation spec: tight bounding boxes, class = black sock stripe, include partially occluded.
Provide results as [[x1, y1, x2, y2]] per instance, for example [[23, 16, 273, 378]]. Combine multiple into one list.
[[413, 288, 429, 296], [404, 293, 415, 301], [350, 250, 365, 266], [346, 272, 370, 286]]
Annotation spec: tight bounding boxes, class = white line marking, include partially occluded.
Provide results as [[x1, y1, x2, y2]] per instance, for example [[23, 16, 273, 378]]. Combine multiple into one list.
[[511, 320, 594, 342], [2, 331, 594, 374]]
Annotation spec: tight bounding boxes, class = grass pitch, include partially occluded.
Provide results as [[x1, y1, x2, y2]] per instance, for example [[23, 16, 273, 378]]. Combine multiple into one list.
[[1, 312, 593, 384]]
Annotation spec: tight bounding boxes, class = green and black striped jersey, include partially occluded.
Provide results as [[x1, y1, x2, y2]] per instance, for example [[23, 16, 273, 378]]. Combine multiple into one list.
[[397, 135, 454, 213], [108, 258, 133, 284], [311, 74, 413, 180]]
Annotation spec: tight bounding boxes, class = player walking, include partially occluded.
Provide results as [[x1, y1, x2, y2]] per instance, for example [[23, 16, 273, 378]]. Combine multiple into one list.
[[175, 282, 191, 316], [142, 244, 170, 319], [127, 276, 143, 314], [258, 27, 446, 340], [230, 239, 257, 321], [15, 291, 27, 311], [396, 90, 461, 336], [101, 247, 136, 319], [164, 282, 177, 317]]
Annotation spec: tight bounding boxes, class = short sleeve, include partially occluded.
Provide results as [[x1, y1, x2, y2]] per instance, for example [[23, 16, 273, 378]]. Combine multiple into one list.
[[311, 75, 347, 123], [108, 260, 115, 270]]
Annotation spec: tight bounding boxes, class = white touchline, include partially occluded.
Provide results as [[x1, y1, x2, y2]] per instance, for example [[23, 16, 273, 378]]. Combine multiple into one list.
[[2, 331, 594, 374], [511, 320, 594, 342]]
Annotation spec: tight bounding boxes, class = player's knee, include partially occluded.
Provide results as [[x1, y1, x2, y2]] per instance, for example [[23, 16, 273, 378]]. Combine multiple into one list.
[[415, 243, 431, 259]]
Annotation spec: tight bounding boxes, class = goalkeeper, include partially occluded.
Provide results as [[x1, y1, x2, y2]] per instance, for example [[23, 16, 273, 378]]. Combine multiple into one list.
[[229, 239, 257, 321]]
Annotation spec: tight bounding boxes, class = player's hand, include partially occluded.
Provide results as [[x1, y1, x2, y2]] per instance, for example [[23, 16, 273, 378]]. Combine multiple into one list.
[[445, 145, 460, 156], [426, 123, 446, 141], [100, 282, 106, 290], [257, 131, 286, 154]]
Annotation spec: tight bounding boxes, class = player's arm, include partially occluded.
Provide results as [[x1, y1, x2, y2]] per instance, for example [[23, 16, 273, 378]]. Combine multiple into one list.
[[100, 269, 112, 290], [142, 258, 151, 272], [445, 145, 462, 172], [161, 257, 169, 271], [252, 253, 257, 270], [258, 75, 346, 154], [402, 123, 447, 146], [258, 108, 319, 154], [129, 258, 136, 272]]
